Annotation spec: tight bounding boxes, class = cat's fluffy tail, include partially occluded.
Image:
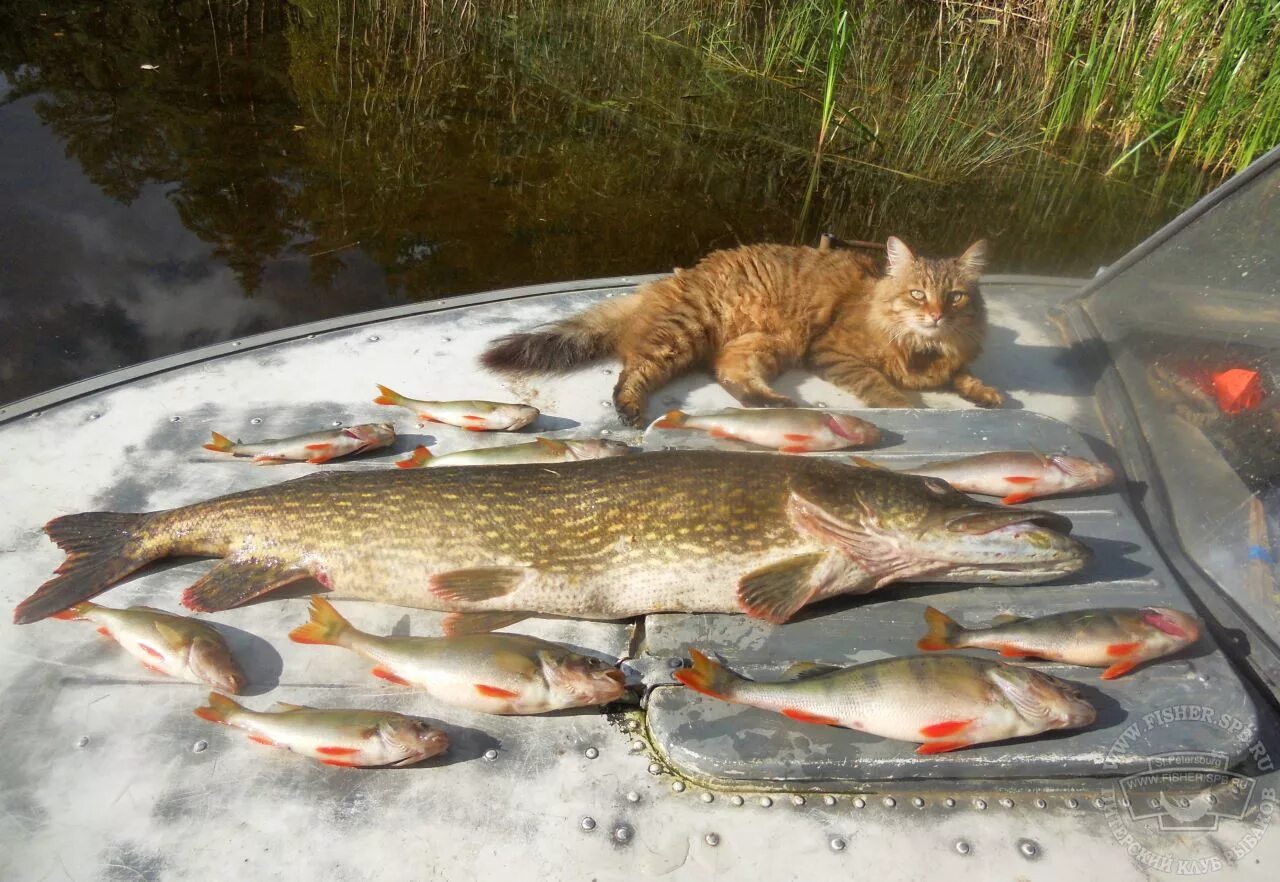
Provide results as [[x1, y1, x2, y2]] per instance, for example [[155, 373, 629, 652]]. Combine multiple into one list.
[[481, 294, 640, 375]]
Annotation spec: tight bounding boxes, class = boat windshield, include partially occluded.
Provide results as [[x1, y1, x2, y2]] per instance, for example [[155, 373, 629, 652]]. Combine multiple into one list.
[[1077, 150, 1280, 670]]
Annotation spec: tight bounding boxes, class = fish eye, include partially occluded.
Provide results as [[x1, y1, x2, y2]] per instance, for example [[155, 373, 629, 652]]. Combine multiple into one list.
[[947, 290, 967, 305], [909, 290, 926, 302], [921, 477, 950, 496]]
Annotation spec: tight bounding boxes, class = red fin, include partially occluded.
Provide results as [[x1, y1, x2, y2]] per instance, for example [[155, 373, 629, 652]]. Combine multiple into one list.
[[304, 443, 332, 451], [1102, 660, 1138, 680], [371, 666, 411, 686], [462, 415, 486, 423], [916, 739, 972, 755], [783, 433, 813, 442], [51, 608, 83, 621], [138, 643, 164, 659], [316, 746, 360, 756], [920, 719, 973, 738], [917, 606, 959, 651], [321, 759, 358, 767], [1003, 476, 1037, 484], [672, 649, 738, 700], [652, 410, 686, 430], [193, 707, 223, 723], [250, 455, 288, 464], [779, 445, 810, 454], [96, 625, 112, 637], [1000, 492, 1033, 505], [1106, 641, 1141, 657], [306, 454, 334, 464], [998, 644, 1033, 658], [708, 427, 734, 439], [203, 431, 235, 453], [781, 708, 839, 726], [372, 383, 402, 406], [396, 446, 432, 469], [142, 662, 166, 674], [247, 734, 275, 746], [475, 684, 519, 699]]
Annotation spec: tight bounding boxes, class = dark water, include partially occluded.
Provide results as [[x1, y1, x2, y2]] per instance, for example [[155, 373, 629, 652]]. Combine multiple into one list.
[[0, 1, 1219, 405]]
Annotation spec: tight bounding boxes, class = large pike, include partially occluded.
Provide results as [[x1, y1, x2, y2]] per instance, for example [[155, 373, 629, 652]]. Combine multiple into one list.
[[14, 452, 1091, 630]]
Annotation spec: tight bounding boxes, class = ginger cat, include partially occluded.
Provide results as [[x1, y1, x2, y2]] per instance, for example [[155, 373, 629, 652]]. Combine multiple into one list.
[[481, 237, 999, 425]]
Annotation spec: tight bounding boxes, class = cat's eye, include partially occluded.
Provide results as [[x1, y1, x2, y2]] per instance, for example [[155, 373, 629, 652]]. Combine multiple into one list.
[[948, 291, 967, 306], [909, 290, 926, 302]]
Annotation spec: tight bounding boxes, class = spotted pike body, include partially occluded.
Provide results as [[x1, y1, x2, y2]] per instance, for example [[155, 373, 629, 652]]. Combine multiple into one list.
[[15, 452, 1090, 629]]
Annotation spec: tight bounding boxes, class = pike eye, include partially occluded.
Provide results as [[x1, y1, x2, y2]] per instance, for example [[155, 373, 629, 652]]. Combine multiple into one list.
[[909, 290, 926, 302], [947, 290, 967, 306], [922, 478, 950, 496]]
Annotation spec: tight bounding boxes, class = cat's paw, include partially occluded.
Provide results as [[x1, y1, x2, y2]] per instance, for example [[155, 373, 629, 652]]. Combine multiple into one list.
[[965, 385, 1005, 408]]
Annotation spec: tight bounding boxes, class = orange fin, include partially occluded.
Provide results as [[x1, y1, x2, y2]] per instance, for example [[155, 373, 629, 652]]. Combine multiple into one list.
[[203, 432, 235, 453], [316, 746, 360, 756], [193, 692, 241, 724], [304, 443, 332, 451], [306, 454, 334, 465], [372, 383, 403, 406], [142, 662, 166, 674], [288, 596, 351, 646], [917, 606, 961, 651], [475, 684, 519, 699], [998, 644, 1034, 658], [1000, 492, 1033, 505], [916, 739, 972, 755], [247, 734, 276, 746], [781, 708, 839, 726], [372, 666, 411, 686], [396, 446, 432, 469], [96, 625, 112, 637], [1106, 641, 1141, 657], [783, 433, 813, 442], [1102, 660, 1138, 680], [920, 719, 973, 738], [708, 427, 734, 439], [1003, 476, 1037, 484], [138, 643, 164, 659], [250, 455, 288, 464], [321, 759, 358, 767], [462, 415, 487, 423], [652, 410, 686, 430], [779, 444, 810, 454], [51, 602, 95, 621], [672, 649, 742, 700]]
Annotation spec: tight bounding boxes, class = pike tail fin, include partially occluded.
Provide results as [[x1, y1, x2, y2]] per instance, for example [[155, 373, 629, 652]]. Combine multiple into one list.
[[917, 606, 964, 651], [194, 691, 243, 724], [673, 649, 746, 701], [15, 512, 163, 624], [202, 432, 235, 453], [289, 596, 355, 647]]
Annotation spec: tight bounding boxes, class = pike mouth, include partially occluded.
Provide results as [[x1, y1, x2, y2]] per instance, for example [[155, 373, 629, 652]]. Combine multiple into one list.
[[945, 509, 1074, 535]]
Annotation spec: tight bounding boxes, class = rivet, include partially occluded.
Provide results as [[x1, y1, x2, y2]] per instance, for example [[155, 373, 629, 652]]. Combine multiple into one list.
[[1019, 840, 1040, 859], [1000, 798, 1014, 809], [730, 795, 744, 806], [600, 401, 611, 409], [613, 825, 632, 843], [823, 796, 836, 806], [231, 341, 241, 347], [484, 749, 498, 761], [169, 415, 181, 422], [792, 795, 805, 806], [580, 817, 596, 832], [882, 797, 896, 808], [584, 747, 599, 759], [671, 781, 685, 793], [75, 736, 89, 749], [912, 797, 925, 808], [306, 334, 315, 339], [668, 658, 683, 669], [955, 840, 971, 856], [704, 833, 720, 847], [759, 797, 772, 808], [700, 793, 714, 803], [1121, 797, 1131, 808], [192, 740, 208, 753], [853, 798, 865, 809], [943, 798, 956, 808], [626, 791, 640, 803], [630, 740, 646, 752], [1148, 797, 1160, 809], [648, 763, 662, 775], [1094, 797, 1106, 809], [1035, 798, 1047, 809], [88, 413, 100, 420], [973, 799, 987, 811], [368, 335, 380, 342], [1206, 795, 1217, 806], [1066, 798, 1079, 809], [331, 420, 343, 427], [250, 417, 263, 425], [830, 837, 847, 852]]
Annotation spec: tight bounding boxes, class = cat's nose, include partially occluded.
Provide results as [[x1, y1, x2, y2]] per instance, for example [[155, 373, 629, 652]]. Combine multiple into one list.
[[927, 312, 943, 325]]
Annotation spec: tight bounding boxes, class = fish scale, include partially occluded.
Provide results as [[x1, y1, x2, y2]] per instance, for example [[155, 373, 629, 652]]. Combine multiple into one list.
[[14, 451, 1091, 627]]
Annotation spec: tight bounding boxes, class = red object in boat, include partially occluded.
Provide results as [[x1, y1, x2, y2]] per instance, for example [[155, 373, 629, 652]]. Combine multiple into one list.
[[1211, 368, 1264, 414]]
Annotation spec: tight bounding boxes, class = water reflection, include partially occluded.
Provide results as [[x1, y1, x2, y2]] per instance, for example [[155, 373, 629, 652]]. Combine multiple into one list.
[[0, 1, 1218, 404]]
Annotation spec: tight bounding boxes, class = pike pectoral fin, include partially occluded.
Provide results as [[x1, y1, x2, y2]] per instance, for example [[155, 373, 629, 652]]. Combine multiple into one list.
[[442, 611, 531, 636], [181, 558, 320, 612], [429, 567, 529, 602], [736, 553, 826, 623]]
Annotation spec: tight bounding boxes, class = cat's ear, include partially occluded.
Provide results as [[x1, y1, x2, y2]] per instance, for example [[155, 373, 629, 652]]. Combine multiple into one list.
[[885, 236, 914, 276], [958, 239, 987, 275]]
